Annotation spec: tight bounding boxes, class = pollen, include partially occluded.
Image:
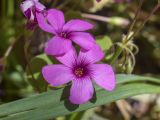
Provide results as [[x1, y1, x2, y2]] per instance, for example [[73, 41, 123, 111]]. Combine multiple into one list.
[[59, 32, 67, 38], [74, 68, 84, 77]]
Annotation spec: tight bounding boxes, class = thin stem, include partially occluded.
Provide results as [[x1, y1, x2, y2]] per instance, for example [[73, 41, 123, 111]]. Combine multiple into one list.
[[110, 1, 160, 65], [4, 39, 16, 59], [3, 34, 23, 59], [125, 0, 144, 39], [109, 47, 123, 65], [24, 37, 41, 93], [109, 0, 144, 65], [126, 3, 160, 43]]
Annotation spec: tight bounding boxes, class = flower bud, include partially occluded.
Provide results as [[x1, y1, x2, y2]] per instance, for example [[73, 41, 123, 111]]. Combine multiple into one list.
[[20, 0, 46, 29]]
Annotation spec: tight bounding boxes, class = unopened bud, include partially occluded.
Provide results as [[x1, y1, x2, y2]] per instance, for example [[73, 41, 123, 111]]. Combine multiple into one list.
[[108, 17, 130, 26]]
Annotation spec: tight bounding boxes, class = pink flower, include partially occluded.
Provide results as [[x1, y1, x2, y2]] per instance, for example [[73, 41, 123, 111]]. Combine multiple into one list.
[[42, 45, 116, 104], [36, 9, 95, 56], [20, 0, 45, 29]]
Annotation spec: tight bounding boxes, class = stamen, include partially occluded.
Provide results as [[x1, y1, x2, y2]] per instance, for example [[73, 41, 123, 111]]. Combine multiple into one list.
[[59, 32, 67, 38], [74, 68, 84, 77]]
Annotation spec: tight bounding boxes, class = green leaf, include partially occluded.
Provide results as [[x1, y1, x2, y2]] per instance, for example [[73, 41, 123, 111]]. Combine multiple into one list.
[[96, 36, 113, 51], [0, 74, 159, 120], [26, 54, 54, 92], [66, 111, 85, 120]]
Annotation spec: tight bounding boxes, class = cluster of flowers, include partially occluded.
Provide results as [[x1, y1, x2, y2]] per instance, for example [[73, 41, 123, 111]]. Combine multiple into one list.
[[20, 0, 116, 105]]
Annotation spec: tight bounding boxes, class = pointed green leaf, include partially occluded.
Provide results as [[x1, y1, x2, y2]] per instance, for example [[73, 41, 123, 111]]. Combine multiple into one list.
[[0, 74, 159, 120]]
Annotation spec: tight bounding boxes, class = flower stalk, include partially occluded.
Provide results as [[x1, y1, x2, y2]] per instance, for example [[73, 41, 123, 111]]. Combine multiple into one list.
[[109, 1, 160, 65]]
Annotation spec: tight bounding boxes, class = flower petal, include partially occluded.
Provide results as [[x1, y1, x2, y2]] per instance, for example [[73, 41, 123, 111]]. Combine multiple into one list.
[[33, 0, 39, 2], [69, 78, 94, 104], [20, 0, 34, 13], [63, 19, 94, 32], [42, 65, 72, 86], [35, 2, 45, 11], [69, 32, 95, 50], [91, 64, 116, 91], [79, 44, 104, 64], [56, 47, 77, 67], [47, 9, 65, 32], [23, 8, 32, 20], [45, 36, 72, 56], [36, 12, 56, 34]]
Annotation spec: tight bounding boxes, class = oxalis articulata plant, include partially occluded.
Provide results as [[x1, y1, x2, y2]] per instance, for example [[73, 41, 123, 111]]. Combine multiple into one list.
[[0, 0, 159, 120], [20, 0, 159, 105]]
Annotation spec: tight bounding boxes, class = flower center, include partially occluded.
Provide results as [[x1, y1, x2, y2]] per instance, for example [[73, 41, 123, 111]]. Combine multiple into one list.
[[59, 32, 68, 39], [74, 68, 84, 78]]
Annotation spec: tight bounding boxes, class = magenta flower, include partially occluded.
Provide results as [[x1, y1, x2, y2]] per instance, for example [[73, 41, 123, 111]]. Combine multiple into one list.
[[42, 45, 116, 104], [20, 0, 45, 29], [36, 9, 95, 56]]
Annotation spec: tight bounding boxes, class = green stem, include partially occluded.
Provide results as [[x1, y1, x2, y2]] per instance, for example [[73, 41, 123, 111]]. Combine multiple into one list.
[[109, 47, 123, 65], [24, 31, 41, 93], [109, 0, 144, 65], [125, 3, 160, 43], [109, 2, 160, 65], [125, 0, 144, 38]]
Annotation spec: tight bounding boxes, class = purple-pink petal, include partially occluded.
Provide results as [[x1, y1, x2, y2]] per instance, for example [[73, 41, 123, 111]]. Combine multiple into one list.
[[32, 0, 39, 2], [47, 9, 65, 32], [23, 8, 32, 20], [42, 65, 73, 86], [91, 64, 116, 91], [45, 36, 72, 56], [20, 0, 34, 14], [36, 12, 56, 34], [79, 44, 104, 64], [56, 47, 77, 67], [69, 78, 94, 104], [35, 2, 46, 11], [63, 19, 94, 32], [69, 32, 95, 50]]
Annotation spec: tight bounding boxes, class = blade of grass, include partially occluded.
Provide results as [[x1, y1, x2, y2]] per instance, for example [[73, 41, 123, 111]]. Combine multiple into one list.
[[0, 74, 159, 118], [1, 83, 160, 120]]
